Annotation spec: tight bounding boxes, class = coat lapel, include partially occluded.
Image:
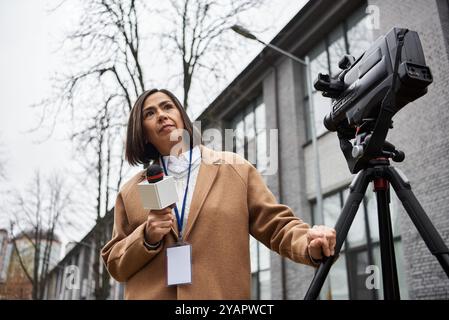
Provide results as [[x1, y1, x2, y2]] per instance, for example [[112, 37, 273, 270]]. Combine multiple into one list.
[[183, 145, 221, 241]]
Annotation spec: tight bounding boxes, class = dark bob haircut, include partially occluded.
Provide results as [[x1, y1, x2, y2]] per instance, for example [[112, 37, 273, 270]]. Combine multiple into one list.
[[125, 89, 201, 166]]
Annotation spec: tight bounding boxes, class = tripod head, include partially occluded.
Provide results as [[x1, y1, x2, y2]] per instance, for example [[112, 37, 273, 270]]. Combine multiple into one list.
[[337, 119, 405, 173]]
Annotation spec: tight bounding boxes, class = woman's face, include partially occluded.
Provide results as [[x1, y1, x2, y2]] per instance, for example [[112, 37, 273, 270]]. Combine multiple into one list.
[[142, 92, 185, 155]]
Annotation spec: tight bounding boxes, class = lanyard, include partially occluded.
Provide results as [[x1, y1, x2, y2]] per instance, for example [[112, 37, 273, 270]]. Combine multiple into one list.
[[161, 148, 193, 241]]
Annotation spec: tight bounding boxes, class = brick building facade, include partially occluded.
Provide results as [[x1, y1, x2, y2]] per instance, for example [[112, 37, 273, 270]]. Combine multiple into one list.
[[198, 0, 449, 299]]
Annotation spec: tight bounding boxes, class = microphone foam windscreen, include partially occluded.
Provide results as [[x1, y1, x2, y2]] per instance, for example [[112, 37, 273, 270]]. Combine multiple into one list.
[[146, 164, 164, 183]]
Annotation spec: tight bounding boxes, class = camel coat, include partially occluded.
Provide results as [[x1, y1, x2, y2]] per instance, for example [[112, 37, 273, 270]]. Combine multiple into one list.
[[101, 145, 317, 299]]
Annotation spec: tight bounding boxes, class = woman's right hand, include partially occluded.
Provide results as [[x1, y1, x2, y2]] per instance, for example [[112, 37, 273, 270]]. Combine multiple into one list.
[[144, 206, 175, 244]]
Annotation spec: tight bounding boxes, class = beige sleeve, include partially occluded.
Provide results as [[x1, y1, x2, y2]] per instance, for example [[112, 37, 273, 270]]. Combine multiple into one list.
[[246, 163, 318, 267], [101, 191, 163, 282]]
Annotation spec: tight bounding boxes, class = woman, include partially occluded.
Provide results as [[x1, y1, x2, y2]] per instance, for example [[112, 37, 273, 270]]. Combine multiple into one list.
[[101, 88, 336, 299]]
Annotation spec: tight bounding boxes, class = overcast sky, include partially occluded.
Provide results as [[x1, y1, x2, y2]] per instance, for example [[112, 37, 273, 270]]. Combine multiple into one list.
[[0, 0, 308, 250]]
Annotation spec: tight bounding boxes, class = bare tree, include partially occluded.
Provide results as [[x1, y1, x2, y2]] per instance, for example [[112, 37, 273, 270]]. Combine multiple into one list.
[[86, 107, 115, 299], [31, 0, 267, 299], [9, 170, 72, 300], [161, 0, 265, 111], [68, 99, 119, 299], [36, 0, 267, 138], [31, 0, 148, 170], [32, 0, 148, 299]]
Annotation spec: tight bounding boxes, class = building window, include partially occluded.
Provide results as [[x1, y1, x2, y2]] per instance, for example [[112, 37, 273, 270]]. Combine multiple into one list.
[[231, 96, 268, 174], [312, 188, 409, 300], [118, 282, 125, 300], [230, 95, 271, 299], [250, 236, 271, 300], [303, 4, 374, 140]]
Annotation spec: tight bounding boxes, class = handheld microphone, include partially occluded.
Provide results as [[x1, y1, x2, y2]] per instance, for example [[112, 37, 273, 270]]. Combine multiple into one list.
[[138, 163, 178, 210]]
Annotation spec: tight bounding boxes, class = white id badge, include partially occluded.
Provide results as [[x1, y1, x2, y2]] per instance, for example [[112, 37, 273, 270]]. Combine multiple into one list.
[[166, 244, 192, 286]]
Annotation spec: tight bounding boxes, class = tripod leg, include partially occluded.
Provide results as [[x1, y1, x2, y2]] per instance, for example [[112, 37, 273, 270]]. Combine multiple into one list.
[[304, 170, 371, 300], [374, 179, 400, 299], [386, 167, 449, 277]]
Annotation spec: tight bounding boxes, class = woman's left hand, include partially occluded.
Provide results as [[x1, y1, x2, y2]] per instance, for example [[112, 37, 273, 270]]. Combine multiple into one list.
[[306, 225, 337, 261]]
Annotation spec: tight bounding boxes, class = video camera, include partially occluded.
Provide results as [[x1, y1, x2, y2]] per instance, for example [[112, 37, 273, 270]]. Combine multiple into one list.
[[314, 27, 433, 173], [305, 28, 449, 300]]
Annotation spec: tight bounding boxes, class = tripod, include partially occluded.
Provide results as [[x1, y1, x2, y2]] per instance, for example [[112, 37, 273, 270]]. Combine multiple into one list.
[[304, 153, 449, 300]]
